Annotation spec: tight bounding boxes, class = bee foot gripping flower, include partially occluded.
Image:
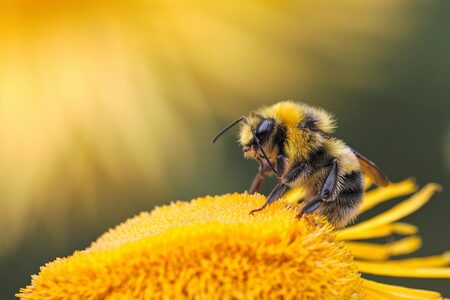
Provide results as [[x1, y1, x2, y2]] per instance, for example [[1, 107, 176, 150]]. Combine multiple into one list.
[[18, 180, 450, 299]]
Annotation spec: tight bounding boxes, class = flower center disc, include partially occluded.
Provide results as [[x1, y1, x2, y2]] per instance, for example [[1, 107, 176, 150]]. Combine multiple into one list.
[[19, 193, 364, 299]]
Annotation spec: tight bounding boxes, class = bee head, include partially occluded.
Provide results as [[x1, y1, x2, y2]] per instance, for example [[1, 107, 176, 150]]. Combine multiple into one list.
[[212, 114, 277, 173], [239, 117, 275, 156]]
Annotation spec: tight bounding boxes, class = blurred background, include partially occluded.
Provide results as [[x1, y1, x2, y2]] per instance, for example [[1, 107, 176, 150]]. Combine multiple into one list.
[[0, 0, 449, 298]]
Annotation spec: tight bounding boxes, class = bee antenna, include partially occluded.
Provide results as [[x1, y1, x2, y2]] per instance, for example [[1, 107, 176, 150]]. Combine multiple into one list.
[[254, 136, 277, 174], [212, 116, 246, 143]]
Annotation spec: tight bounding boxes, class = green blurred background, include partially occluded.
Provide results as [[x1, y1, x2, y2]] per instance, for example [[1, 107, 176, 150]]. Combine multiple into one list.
[[1, 0, 449, 298]]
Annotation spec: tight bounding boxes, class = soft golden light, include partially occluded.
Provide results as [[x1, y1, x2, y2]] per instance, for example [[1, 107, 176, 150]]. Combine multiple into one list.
[[0, 0, 418, 256]]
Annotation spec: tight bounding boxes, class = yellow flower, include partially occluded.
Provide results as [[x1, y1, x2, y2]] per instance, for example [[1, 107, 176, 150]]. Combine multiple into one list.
[[18, 179, 449, 299]]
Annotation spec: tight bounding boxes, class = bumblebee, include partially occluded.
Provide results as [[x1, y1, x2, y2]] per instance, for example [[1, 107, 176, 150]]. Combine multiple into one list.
[[213, 101, 389, 228]]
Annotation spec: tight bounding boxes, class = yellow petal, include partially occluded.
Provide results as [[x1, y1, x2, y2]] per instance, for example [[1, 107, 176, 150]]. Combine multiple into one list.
[[359, 179, 417, 214], [364, 177, 373, 191], [337, 184, 441, 240], [336, 222, 418, 241], [346, 236, 421, 261], [364, 279, 443, 300], [391, 222, 420, 235], [282, 187, 305, 204], [365, 288, 393, 300], [357, 261, 450, 278], [373, 252, 450, 268], [386, 236, 422, 256]]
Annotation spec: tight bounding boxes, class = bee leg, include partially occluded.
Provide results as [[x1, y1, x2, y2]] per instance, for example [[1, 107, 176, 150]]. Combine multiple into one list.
[[248, 160, 273, 194], [276, 154, 285, 177], [321, 159, 338, 199], [248, 172, 264, 194], [249, 181, 287, 215], [249, 162, 305, 215], [297, 198, 322, 218], [296, 159, 338, 219]]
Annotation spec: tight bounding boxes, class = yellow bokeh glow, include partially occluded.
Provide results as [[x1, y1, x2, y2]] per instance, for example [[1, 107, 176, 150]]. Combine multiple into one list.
[[0, 0, 418, 255]]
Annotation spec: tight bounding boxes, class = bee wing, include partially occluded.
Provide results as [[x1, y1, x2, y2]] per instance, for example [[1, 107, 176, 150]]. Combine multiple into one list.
[[351, 149, 389, 187]]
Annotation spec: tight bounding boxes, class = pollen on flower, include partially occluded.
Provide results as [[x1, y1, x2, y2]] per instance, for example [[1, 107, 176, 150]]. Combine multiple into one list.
[[17, 193, 364, 299]]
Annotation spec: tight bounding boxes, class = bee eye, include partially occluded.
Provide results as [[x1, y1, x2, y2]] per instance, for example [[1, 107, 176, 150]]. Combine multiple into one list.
[[255, 119, 274, 140]]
